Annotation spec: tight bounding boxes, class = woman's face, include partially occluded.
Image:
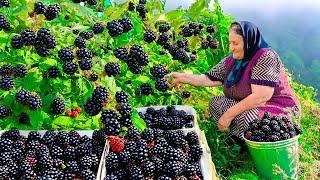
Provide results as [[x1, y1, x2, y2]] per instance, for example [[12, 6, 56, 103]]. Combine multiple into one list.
[[229, 31, 244, 59]]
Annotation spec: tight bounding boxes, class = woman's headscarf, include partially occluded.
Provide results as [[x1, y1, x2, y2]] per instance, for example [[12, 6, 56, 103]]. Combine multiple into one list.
[[226, 21, 269, 88]]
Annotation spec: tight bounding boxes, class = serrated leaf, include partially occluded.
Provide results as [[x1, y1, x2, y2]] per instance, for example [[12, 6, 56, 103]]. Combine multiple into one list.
[[131, 109, 146, 132], [29, 110, 50, 130]]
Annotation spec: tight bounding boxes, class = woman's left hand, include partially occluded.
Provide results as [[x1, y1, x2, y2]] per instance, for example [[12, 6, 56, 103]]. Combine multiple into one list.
[[217, 112, 235, 132]]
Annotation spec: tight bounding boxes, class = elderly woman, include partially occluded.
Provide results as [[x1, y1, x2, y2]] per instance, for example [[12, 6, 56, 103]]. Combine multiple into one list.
[[168, 21, 301, 143]]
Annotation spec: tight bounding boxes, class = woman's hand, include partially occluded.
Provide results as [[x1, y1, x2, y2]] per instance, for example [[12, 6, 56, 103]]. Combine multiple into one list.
[[217, 112, 235, 132], [165, 72, 185, 87]]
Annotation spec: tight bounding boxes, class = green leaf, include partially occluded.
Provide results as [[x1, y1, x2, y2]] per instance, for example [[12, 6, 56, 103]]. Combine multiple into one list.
[[52, 116, 73, 130], [131, 109, 146, 132], [29, 110, 50, 130]]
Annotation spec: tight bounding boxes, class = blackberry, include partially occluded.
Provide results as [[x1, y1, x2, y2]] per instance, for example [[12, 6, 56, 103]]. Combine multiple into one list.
[[44, 4, 60, 21], [127, 61, 143, 74], [50, 145, 64, 159], [28, 131, 41, 141], [47, 66, 61, 78], [1, 0, 10, 7], [128, 2, 135, 11], [104, 62, 121, 77], [206, 25, 216, 33], [0, 13, 10, 30], [173, 49, 191, 64], [139, 0, 147, 4], [65, 161, 79, 173], [281, 132, 291, 140], [136, 4, 147, 19], [143, 29, 156, 43], [105, 173, 118, 180], [208, 39, 218, 49], [92, 129, 106, 145], [51, 98, 65, 114], [177, 38, 188, 48], [182, 26, 193, 37], [201, 41, 209, 49], [79, 58, 93, 70], [132, 147, 148, 163], [182, 91, 191, 98], [155, 78, 169, 92], [76, 48, 92, 59], [261, 118, 270, 126], [87, 0, 98, 5], [105, 152, 119, 170], [79, 31, 94, 40], [157, 33, 171, 45], [114, 47, 129, 60], [92, 86, 109, 104], [107, 20, 123, 37], [129, 45, 149, 66], [0, 76, 14, 90], [271, 124, 281, 132], [92, 22, 104, 34], [150, 64, 168, 79], [158, 176, 172, 180], [63, 61, 78, 75], [119, 116, 133, 127], [2, 128, 20, 141], [0, 64, 14, 76], [73, 29, 79, 34], [115, 91, 128, 103], [74, 36, 86, 48], [189, 144, 203, 162], [100, 109, 119, 125], [18, 112, 29, 124], [293, 124, 302, 135], [192, 27, 201, 36], [142, 160, 155, 176], [26, 93, 42, 110], [20, 29, 36, 46], [119, 18, 133, 33], [38, 154, 53, 170], [34, 41, 50, 57], [268, 135, 281, 142], [118, 103, 132, 117], [128, 165, 144, 179], [76, 142, 92, 157], [186, 131, 199, 145], [80, 169, 95, 180], [89, 73, 98, 81], [126, 126, 141, 141], [13, 64, 27, 78], [261, 125, 272, 134], [163, 161, 184, 176], [140, 83, 153, 95], [58, 48, 74, 62], [34, 2, 46, 14], [158, 23, 171, 33], [11, 35, 23, 49], [84, 98, 103, 116], [141, 128, 154, 142]]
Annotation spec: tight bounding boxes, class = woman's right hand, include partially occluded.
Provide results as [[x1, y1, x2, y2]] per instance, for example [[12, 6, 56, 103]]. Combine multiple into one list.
[[165, 72, 185, 86]]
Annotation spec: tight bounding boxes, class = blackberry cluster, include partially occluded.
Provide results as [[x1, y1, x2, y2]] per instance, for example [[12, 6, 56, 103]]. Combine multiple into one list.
[[128, 2, 135, 11], [0, 129, 103, 179], [63, 61, 78, 75], [113, 47, 129, 61], [74, 36, 86, 48], [84, 86, 108, 116], [92, 22, 104, 34], [158, 23, 171, 33], [79, 31, 94, 40], [157, 33, 171, 46], [58, 48, 74, 62], [115, 91, 129, 104], [11, 35, 23, 49], [15, 89, 42, 110], [206, 25, 216, 33], [119, 18, 133, 33], [100, 109, 121, 136], [0, 13, 10, 31], [34, 2, 46, 14], [51, 98, 65, 114], [155, 78, 169, 92], [0, 0, 10, 7], [135, 4, 147, 19], [44, 4, 61, 21], [244, 112, 303, 142], [21, 29, 36, 46], [182, 91, 191, 98], [79, 58, 93, 70], [47, 66, 61, 78], [107, 17, 133, 37], [13, 64, 27, 78], [143, 29, 156, 43], [34, 28, 56, 57], [76, 48, 93, 60], [170, 49, 191, 64], [0, 76, 14, 90], [0, 105, 11, 119], [176, 38, 188, 48], [139, 83, 153, 95], [106, 127, 203, 179], [88, 73, 98, 82], [0, 64, 13, 76], [104, 62, 121, 77], [139, 106, 195, 130], [150, 65, 168, 79]]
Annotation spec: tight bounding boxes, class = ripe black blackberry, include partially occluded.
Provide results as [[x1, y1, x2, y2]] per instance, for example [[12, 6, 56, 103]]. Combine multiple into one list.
[[163, 161, 184, 176], [92, 86, 109, 104], [119, 116, 133, 127], [20, 29, 36, 46], [89, 73, 98, 81], [126, 60, 144, 74], [34, 41, 50, 57], [141, 160, 155, 176], [140, 83, 153, 95], [115, 91, 129, 103], [13, 64, 27, 78], [193, 27, 201, 36], [157, 33, 171, 45], [209, 39, 218, 49], [76, 48, 92, 60], [51, 98, 65, 114], [150, 64, 168, 79], [0, 0, 10, 7], [47, 66, 61, 78], [100, 109, 118, 123], [79, 58, 93, 70], [107, 20, 124, 37], [79, 155, 93, 170], [182, 91, 191, 98], [44, 4, 61, 21], [136, 4, 147, 19], [93, 22, 104, 34], [158, 23, 171, 33], [84, 98, 103, 116], [34, 2, 46, 14], [11, 35, 23, 49], [0, 13, 10, 30], [129, 45, 149, 66], [74, 36, 86, 48], [0, 76, 14, 90], [87, 0, 98, 5], [26, 93, 42, 110], [79, 31, 94, 40], [155, 78, 169, 92], [0, 105, 11, 119], [158, 176, 172, 180], [201, 40, 209, 49], [206, 25, 216, 33], [119, 18, 133, 33], [58, 48, 74, 62], [41, 130, 56, 146], [141, 128, 154, 142], [128, 1, 135, 11], [104, 62, 121, 77], [16, 89, 30, 105], [105, 152, 119, 170], [63, 61, 78, 75], [0, 64, 14, 76], [114, 47, 129, 60], [143, 29, 156, 43], [182, 26, 193, 37], [118, 103, 132, 117]]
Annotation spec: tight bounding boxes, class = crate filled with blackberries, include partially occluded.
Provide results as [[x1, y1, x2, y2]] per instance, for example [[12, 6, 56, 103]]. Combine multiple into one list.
[[0, 129, 106, 179], [244, 112, 303, 142], [103, 126, 205, 180], [137, 105, 198, 130]]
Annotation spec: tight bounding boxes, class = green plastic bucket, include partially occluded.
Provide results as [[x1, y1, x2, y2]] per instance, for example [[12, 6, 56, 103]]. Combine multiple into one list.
[[244, 135, 300, 180]]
